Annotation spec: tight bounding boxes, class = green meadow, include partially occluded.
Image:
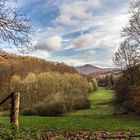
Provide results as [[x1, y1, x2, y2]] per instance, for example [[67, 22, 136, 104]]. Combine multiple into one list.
[[0, 88, 140, 133]]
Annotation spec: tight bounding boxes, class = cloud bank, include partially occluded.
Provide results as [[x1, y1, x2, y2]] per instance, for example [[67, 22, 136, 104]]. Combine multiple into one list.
[[5, 0, 130, 67]]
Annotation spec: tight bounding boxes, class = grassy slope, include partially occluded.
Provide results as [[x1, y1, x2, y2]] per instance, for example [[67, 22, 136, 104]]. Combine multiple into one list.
[[67, 87, 114, 116], [0, 88, 140, 132]]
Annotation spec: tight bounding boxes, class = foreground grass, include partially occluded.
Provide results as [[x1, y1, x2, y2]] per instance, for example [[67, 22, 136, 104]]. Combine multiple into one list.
[[0, 115, 140, 133], [0, 87, 140, 133]]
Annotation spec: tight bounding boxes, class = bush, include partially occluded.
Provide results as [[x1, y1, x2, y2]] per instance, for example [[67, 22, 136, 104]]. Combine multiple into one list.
[[14, 72, 91, 116], [91, 79, 98, 91], [73, 98, 90, 110], [88, 82, 94, 92], [22, 108, 38, 116], [113, 76, 130, 114], [34, 101, 66, 116], [114, 75, 140, 115], [22, 92, 90, 116], [0, 122, 41, 140], [128, 84, 140, 114]]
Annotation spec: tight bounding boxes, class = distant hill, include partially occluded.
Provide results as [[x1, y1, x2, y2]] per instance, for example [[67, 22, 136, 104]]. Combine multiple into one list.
[[75, 64, 116, 75]]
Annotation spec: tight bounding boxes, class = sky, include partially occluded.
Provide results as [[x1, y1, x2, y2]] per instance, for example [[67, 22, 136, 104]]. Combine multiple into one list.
[[6, 0, 130, 67]]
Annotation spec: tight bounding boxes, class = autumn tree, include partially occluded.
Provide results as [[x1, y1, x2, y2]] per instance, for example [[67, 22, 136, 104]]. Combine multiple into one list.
[[0, 0, 33, 53]]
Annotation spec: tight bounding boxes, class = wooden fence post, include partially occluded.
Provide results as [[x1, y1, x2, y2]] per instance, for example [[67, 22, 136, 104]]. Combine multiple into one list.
[[10, 92, 20, 128]]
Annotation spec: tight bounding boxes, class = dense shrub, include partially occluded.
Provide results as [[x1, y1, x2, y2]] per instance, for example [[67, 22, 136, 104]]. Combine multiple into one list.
[[114, 75, 140, 114], [96, 74, 115, 89], [10, 72, 90, 116], [88, 82, 94, 92], [73, 98, 90, 110], [0, 122, 41, 140], [114, 76, 130, 114], [91, 79, 98, 91], [22, 108, 38, 116], [34, 100, 66, 116], [128, 84, 140, 114], [105, 74, 114, 89]]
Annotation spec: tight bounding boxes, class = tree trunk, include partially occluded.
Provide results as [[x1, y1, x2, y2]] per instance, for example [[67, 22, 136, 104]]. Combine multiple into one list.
[[10, 92, 20, 128]]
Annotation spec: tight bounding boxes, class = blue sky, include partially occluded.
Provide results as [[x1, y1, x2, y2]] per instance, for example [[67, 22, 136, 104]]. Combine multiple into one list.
[[6, 0, 130, 67]]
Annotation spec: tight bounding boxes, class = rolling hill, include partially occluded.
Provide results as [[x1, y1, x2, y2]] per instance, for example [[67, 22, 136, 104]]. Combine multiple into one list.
[[0, 50, 77, 89], [75, 64, 116, 75]]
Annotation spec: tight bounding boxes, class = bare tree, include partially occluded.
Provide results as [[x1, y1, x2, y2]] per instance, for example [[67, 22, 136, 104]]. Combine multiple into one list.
[[113, 39, 139, 69], [113, 39, 140, 82], [113, 0, 140, 83], [122, 0, 140, 45], [0, 0, 33, 53]]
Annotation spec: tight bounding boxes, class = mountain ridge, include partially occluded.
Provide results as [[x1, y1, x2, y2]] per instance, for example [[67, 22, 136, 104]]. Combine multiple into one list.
[[75, 64, 116, 75]]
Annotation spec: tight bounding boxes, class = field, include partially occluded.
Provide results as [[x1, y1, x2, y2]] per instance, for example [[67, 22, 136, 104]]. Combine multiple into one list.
[[0, 87, 140, 133]]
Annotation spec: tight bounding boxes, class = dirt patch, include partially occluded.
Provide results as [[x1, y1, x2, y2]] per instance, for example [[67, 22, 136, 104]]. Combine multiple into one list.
[[41, 131, 140, 140]]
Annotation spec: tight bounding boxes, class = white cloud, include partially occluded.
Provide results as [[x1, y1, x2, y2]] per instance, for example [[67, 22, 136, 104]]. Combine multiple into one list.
[[56, 14, 80, 26], [90, 60, 113, 68], [46, 27, 65, 35], [73, 34, 93, 48], [86, 8, 130, 52], [35, 36, 62, 52], [87, 50, 96, 56], [56, 0, 101, 26], [51, 7, 129, 67], [30, 50, 50, 58], [49, 56, 85, 66]]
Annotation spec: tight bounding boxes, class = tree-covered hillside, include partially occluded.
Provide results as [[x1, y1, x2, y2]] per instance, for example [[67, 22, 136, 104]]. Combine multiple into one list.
[[0, 50, 77, 94]]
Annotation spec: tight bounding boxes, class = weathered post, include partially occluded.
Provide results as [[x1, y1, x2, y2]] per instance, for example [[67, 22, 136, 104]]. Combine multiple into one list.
[[10, 92, 20, 128]]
